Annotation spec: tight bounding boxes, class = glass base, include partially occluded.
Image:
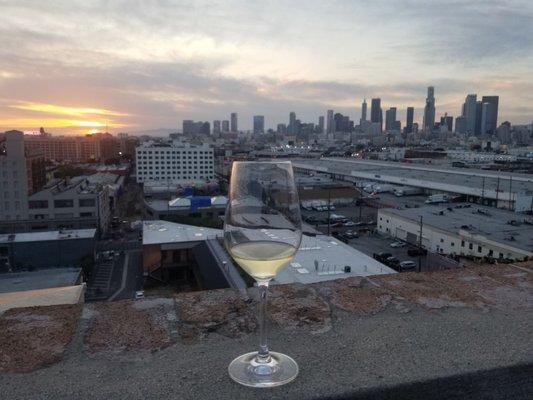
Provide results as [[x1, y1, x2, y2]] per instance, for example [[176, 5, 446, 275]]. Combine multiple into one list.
[[228, 351, 299, 388]]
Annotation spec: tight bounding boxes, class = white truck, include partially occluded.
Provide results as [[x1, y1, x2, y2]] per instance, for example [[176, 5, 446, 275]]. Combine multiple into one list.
[[425, 194, 449, 204]]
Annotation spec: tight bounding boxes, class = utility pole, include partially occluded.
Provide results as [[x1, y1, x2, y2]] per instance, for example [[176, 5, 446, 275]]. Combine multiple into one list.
[[481, 176, 485, 205], [495, 176, 500, 207], [418, 215, 423, 273], [509, 176, 513, 211], [327, 187, 331, 236]]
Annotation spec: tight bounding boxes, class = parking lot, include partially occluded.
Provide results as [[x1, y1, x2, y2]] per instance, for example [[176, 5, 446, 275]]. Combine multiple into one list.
[[346, 233, 427, 270]]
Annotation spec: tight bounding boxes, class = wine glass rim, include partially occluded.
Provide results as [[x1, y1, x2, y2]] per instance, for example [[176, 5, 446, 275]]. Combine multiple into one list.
[[232, 160, 292, 165]]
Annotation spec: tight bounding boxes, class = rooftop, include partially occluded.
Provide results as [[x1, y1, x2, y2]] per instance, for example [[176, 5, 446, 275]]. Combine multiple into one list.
[[0, 268, 81, 293], [0, 263, 531, 399], [381, 203, 533, 254], [142, 220, 220, 245], [0, 228, 96, 244], [142, 220, 394, 281]]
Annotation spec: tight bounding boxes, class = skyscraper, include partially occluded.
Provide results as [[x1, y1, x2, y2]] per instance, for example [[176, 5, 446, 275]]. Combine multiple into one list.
[[230, 113, 238, 132], [385, 107, 397, 131], [289, 112, 296, 134], [326, 110, 334, 134], [406, 107, 414, 134], [318, 116, 324, 134], [360, 98, 367, 124], [213, 120, 221, 135], [463, 94, 477, 135], [370, 98, 382, 132], [222, 120, 229, 132], [253, 115, 265, 134], [475, 101, 483, 135], [423, 86, 435, 132], [276, 123, 287, 135], [481, 96, 499, 134]]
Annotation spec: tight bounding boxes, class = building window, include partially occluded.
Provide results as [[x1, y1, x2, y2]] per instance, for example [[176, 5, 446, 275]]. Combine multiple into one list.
[[54, 199, 74, 208], [477, 245, 482, 253], [80, 212, 93, 217], [79, 198, 96, 207], [440, 238, 444, 243], [469, 243, 473, 250], [29, 200, 49, 209], [451, 242, 454, 247], [488, 249, 493, 257], [461, 240, 465, 247]]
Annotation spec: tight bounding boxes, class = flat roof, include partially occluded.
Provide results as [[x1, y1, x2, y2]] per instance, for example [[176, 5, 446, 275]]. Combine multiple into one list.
[[142, 220, 394, 280], [0, 285, 84, 314], [274, 234, 395, 284], [0, 229, 96, 244], [142, 220, 221, 245], [293, 158, 533, 199], [380, 203, 533, 254], [0, 268, 81, 293]]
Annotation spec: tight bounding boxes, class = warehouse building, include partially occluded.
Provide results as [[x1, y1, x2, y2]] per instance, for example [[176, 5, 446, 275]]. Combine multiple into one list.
[[377, 204, 532, 261]]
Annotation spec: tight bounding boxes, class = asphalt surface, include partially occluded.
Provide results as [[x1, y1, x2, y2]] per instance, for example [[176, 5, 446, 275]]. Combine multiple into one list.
[[0, 306, 530, 399]]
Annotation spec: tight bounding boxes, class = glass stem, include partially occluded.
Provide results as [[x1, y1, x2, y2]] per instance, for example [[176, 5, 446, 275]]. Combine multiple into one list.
[[257, 280, 271, 362]]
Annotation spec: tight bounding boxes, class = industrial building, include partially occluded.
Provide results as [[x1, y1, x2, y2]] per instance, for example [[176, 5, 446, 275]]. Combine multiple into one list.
[[135, 141, 214, 183], [141, 220, 394, 293], [293, 158, 533, 212], [377, 204, 532, 261], [0, 229, 96, 271]]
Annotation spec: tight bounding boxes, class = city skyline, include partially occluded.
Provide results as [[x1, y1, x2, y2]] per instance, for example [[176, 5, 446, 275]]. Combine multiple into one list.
[[0, 0, 532, 134]]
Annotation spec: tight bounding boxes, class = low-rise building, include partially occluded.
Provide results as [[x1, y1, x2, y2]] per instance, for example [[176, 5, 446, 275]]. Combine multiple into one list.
[[25, 178, 111, 233], [0, 229, 96, 271], [377, 204, 533, 261]]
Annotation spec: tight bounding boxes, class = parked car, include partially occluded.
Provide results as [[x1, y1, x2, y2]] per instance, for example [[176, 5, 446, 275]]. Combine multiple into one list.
[[374, 252, 392, 263], [344, 230, 358, 239], [328, 205, 336, 211], [390, 241, 406, 248], [407, 248, 427, 257], [385, 256, 400, 268], [134, 291, 145, 300], [399, 261, 416, 271], [305, 216, 319, 223], [344, 221, 356, 227]]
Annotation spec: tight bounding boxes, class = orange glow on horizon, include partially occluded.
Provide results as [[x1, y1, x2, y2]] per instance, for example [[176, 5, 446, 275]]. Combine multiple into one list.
[[10, 102, 129, 117], [0, 118, 126, 129]]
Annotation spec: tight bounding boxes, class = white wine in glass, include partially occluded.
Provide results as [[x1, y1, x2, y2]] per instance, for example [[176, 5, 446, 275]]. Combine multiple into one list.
[[224, 161, 302, 388]]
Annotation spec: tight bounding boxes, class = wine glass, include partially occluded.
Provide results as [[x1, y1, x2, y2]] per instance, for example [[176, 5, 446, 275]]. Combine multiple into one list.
[[224, 161, 302, 388]]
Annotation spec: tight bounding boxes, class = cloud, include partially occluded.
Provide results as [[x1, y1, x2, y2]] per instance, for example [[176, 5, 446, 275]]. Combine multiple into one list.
[[0, 0, 531, 132]]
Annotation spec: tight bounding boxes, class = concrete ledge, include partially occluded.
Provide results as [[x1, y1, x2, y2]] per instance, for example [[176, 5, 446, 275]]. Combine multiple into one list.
[[0, 263, 531, 399]]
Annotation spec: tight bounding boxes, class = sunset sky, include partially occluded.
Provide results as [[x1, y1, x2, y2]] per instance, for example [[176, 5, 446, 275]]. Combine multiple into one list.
[[0, 0, 532, 134]]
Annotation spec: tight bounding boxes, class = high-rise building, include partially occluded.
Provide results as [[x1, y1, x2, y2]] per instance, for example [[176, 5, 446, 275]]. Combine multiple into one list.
[[370, 98, 382, 132], [183, 120, 210, 135], [481, 96, 499, 134], [405, 107, 414, 134], [360, 98, 367, 124], [440, 114, 453, 132], [455, 116, 467, 134], [288, 112, 296, 135], [463, 94, 477, 135], [475, 101, 483, 135], [222, 120, 230, 133], [326, 110, 334, 134], [276, 123, 287, 135], [385, 107, 397, 131], [213, 120, 221, 135], [318, 116, 325, 134], [253, 115, 265, 134], [480, 102, 490, 135], [230, 113, 238, 132], [423, 86, 435, 132]]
